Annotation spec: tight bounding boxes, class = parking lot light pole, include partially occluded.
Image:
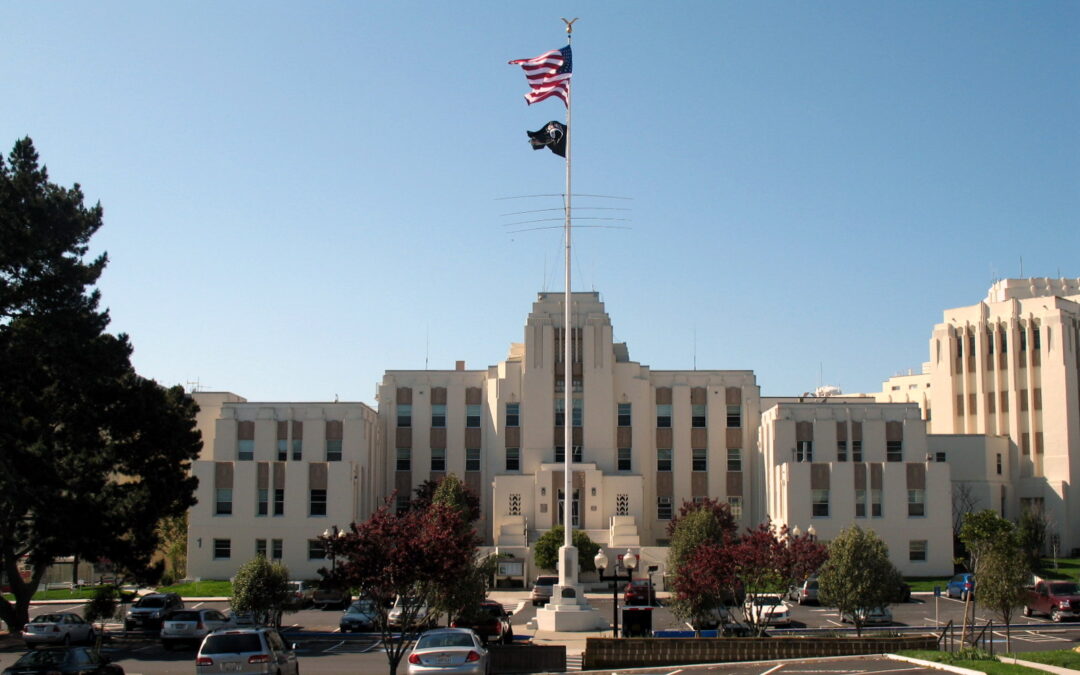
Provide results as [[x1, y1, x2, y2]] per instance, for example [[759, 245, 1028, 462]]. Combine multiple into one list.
[[323, 525, 345, 572], [594, 549, 637, 637]]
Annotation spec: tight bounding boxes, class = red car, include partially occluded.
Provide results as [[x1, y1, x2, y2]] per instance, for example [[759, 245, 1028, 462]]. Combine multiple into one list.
[[623, 579, 656, 606], [450, 600, 514, 645]]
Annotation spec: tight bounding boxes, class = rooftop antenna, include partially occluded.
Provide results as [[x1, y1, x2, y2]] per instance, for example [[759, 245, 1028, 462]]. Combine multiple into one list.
[[425, 326, 429, 370], [693, 326, 697, 371]]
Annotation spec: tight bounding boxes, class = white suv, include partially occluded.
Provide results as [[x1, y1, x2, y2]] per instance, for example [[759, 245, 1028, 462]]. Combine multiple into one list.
[[196, 627, 299, 674]]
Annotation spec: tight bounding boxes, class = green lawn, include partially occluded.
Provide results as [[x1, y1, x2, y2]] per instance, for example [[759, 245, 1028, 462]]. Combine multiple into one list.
[[157, 580, 232, 597], [1034, 558, 1080, 582], [898, 650, 1045, 675], [1009, 649, 1080, 670]]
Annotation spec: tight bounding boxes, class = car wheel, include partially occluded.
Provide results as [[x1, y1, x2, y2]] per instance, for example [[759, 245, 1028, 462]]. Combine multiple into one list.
[[1023, 605, 1032, 617], [1052, 609, 1064, 623]]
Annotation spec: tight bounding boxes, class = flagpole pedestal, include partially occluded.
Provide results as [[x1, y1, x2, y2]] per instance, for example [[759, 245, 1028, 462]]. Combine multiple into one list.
[[530, 545, 606, 632]]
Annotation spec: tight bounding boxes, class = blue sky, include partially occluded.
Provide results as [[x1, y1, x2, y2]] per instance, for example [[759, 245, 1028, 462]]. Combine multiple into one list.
[[3, 1, 1077, 403]]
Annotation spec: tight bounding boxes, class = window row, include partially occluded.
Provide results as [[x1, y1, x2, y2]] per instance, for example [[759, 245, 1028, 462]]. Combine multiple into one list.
[[236, 420, 343, 462], [657, 496, 742, 520], [212, 538, 342, 561], [398, 404, 483, 428], [214, 488, 330, 518], [392, 447, 744, 473], [800, 488, 926, 519], [396, 401, 744, 430], [657, 448, 743, 472]]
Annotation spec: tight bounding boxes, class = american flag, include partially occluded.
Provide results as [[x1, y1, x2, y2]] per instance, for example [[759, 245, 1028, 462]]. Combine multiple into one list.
[[508, 45, 572, 106]]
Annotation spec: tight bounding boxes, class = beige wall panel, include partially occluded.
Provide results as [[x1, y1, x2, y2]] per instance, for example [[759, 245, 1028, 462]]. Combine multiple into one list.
[[215, 462, 233, 488], [309, 463, 328, 489], [853, 463, 866, 490], [465, 471, 482, 497], [656, 388, 672, 405], [616, 427, 632, 447], [726, 428, 742, 449], [465, 387, 482, 405], [505, 427, 520, 447], [906, 462, 925, 489], [397, 388, 412, 404], [464, 428, 481, 448], [430, 427, 447, 449], [396, 427, 412, 448], [656, 471, 673, 496], [257, 462, 269, 489], [431, 387, 447, 405], [691, 428, 708, 448], [726, 471, 743, 497], [691, 387, 707, 405], [656, 428, 673, 448], [273, 462, 286, 489], [691, 472, 708, 496], [395, 471, 412, 496], [726, 387, 741, 405], [810, 463, 830, 490]]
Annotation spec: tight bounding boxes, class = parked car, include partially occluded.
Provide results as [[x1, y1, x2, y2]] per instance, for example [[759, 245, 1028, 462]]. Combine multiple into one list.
[[743, 596, 791, 626], [228, 612, 258, 628], [623, 579, 656, 606], [195, 627, 299, 675], [340, 599, 379, 633], [1023, 580, 1080, 622], [406, 627, 489, 675], [313, 585, 351, 610], [946, 573, 976, 600], [688, 606, 737, 631], [530, 576, 558, 606], [22, 613, 96, 647], [786, 577, 819, 605], [841, 606, 893, 625], [160, 608, 233, 649], [283, 581, 314, 609], [388, 596, 437, 631], [124, 592, 184, 631], [891, 580, 913, 603], [2, 647, 123, 674], [450, 600, 513, 645]]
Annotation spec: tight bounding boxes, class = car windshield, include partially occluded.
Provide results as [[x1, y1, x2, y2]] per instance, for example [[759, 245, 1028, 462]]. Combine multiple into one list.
[[15, 650, 68, 666], [347, 602, 375, 614], [169, 611, 200, 621], [31, 614, 65, 623], [1051, 583, 1079, 595], [630, 580, 649, 588], [417, 633, 474, 649], [754, 597, 781, 606], [535, 577, 557, 586], [201, 633, 264, 654], [135, 597, 166, 608]]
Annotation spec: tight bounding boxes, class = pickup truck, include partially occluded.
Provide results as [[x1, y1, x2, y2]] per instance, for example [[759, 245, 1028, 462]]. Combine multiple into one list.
[[1023, 580, 1080, 622]]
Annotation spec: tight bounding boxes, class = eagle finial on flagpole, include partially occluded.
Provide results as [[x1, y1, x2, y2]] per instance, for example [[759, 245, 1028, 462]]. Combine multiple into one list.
[[562, 17, 578, 35]]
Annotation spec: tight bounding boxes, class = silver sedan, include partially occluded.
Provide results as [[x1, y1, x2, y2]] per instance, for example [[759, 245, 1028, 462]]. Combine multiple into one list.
[[406, 628, 489, 675], [22, 612, 96, 647]]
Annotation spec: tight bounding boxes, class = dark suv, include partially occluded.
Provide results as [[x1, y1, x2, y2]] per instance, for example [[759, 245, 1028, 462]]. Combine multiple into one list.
[[124, 592, 184, 631], [450, 600, 513, 644]]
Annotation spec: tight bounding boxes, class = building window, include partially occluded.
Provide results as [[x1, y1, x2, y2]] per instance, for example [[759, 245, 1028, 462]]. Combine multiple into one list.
[[837, 440, 847, 462], [573, 446, 582, 462], [727, 496, 743, 519], [213, 539, 231, 560], [255, 539, 267, 557], [617, 403, 631, 427], [657, 496, 673, 520], [996, 453, 1002, 475], [505, 447, 520, 471], [855, 489, 866, 518], [274, 488, 285, 516], [292, 438, 302, 461], [727, 448, 742, 472], [851, 440, 863, 462], [396, 448, 411, 471], [466, 448, 481, 471], [727, 405, 741, 428], [871, 489, 882, 517], [271, 539, 283, 560], [554, 399, 565, 426], [466, 404, 481, 428], [431, 448, 446, 472], [505, 403, 519, 428], [657, 448, 673, 472], [326, 439, 342, 462], [656, 404, 672, 428], [309, 489, 327, 516], [812, 489, 829, 517], [395, 495, 410, 515], [908, 489, 925, 517], [936, 452, 947, 462], [887, 440, 903, 462], [257, 489, 268, 516], [555, 446, 564, 463], [909, 540, 928, 562], [277, 439, 288, 461], [691, 404, 706, 428], [796, 441, 813, 462], [215, 488, 232, 516], [572, 399, 583, 427], [617, 447, 632, 471], [431, 404, 446, 428], [397, 404, 412, 428], [308, 540, 326, 560], [692, 449, 707, 472], [237, 440, 254, 461]]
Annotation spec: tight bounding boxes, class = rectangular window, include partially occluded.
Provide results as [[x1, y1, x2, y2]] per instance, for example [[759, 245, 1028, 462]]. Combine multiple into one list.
[[617, 447, 632, 471], [657, 448, 672, 472], [292, 438, 302, 461], [727, 496, 743, 519], [277, 439, 288, 461], [909, 540, 928, 562], [796, 441, 813, 462], [656, 404, 672, 428], [505, 447, 520, 471], [555, 446, 565, 463], [871, 489, 882, 517], [886, 441, 903, 462], [572, 399, 583, 427], [554, 399, 565, 426], [855, 489, 866, 518], [274, 488, 285, 516], [727, 405, 742, 428], [257, 489, 268, 516], [572, 445, 583, 463], [852, 440, 863, 462], [617, 403, 631, 427], [215, 488, 233, 516], [431, 448, 446, 471], [505, 403, 519, 428], [326, 439, 342, 462], [692, 448, 707, 472], [936, 452, 947, 463], [466, 404, 481, 428], [431, 404, 446, 428], [309, 489, 327, 516], [237, 440, 254, 461], [837, 440, 847, 462], [727, 448, 742, 472], [996, 453, 1002, 475], [395, 495, 410, 515], [812, 489, 829, 517], [908, 489, 925, 517], [466, 448, 481, 472], [396, 448, 411, 471], [691, 404, 707, 428], [255, 539, 266, 558], [308, 540, 326, 560], [213, 539, 231, 560], [271, 539, 283, 560], [657, 496, 673, 520], [397, 404, 412, 427]]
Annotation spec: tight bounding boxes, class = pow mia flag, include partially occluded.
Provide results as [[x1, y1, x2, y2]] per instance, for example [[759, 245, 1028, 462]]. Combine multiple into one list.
[[527, 121, 567, 158]]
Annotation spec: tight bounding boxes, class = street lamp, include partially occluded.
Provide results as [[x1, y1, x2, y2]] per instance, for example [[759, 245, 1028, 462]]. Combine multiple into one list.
[[594, 548, 638, 637], [322, 525, 346, 571], [807, 525, 817, 542]]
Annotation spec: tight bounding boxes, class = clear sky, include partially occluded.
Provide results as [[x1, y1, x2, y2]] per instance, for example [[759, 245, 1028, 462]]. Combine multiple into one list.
[[3, 1, 1077, 404]]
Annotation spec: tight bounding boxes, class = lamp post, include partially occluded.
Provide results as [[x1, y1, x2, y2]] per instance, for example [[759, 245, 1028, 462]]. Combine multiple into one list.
[[594, 548, 637, 637], [807, 525, 817, 542], [322, 525, 346, 572]]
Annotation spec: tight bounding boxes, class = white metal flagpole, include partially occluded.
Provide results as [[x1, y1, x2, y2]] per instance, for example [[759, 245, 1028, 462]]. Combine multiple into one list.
[[561, 16, 576, 566]]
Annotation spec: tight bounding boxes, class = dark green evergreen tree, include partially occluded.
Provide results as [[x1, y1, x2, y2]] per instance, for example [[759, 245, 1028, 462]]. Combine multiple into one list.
[[0, 138, 202, 633]]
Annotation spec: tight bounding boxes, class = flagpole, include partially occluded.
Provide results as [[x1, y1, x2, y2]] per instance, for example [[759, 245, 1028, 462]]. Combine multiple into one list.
[[561, 17, 575, 560]]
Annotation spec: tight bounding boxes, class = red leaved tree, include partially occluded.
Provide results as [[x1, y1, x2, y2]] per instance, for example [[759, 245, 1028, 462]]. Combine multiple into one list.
[[322, 500, 479, 675]]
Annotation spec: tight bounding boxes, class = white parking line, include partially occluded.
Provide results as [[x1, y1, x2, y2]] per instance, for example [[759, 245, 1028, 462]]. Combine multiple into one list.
[[322, 640, 346, 652], [759, 665, 784, 675], [190, 601, 204, 609]]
